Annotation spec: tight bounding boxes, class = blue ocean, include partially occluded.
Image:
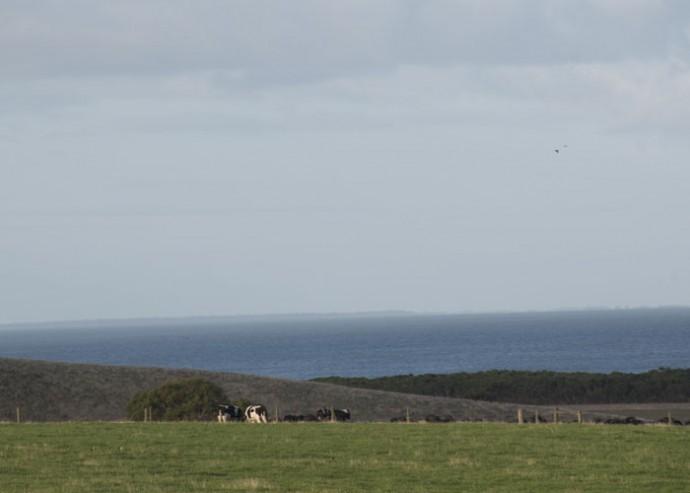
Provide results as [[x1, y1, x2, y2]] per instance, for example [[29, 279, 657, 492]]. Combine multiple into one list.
[[1, 308, 689, 379]]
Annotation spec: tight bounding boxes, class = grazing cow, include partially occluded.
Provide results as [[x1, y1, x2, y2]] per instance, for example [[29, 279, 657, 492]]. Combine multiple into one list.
[[282, 414, 319, 422], [245, 404, 268, 423], [526, 413, 547, 423], [604, 417, 645, 425], [425, 414, 455, 423], [217, 404, 244, 423], [316, 408, 351, 422]]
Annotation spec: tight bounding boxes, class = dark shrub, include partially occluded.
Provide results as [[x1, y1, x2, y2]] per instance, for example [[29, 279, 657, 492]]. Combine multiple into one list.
[[127, 378, 227, 421], [313, 368, 690, 405]]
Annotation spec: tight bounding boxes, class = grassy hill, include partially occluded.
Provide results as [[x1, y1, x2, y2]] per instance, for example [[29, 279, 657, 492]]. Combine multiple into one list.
[[0, 358, 574, 423]]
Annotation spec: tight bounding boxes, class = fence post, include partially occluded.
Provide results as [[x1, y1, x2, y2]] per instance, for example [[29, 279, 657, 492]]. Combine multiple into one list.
[[517, 408, 523, 424], [667, 412, 673, 426], [553, 408, 559, 424], [331, 407, 335, 423], [534, 410, 540, 424], [577, 410, 582, 424], [275, 406, 279, 423], [16, 407, 21, 424], [406, 407, 410, 424]]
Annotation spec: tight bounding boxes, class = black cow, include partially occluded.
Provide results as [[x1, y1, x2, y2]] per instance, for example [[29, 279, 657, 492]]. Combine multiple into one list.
[[217, 404, 244, 423], [282, 414, 319, 422], [526, 413, 547, 423], [425, 414, 455, 423], [316, 408, 351, 422], [604, 416, 645, 425]]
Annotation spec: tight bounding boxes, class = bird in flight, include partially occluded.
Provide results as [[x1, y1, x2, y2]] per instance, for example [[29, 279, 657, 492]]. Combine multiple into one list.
[[554, 145, 568, 154]]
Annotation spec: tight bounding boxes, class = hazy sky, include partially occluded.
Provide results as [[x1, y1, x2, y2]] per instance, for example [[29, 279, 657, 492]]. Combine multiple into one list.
[[2, 1, 690, 324]]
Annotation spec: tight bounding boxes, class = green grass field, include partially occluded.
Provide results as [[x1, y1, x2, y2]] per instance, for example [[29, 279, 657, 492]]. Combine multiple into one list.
[[1, 422, 688, 493]]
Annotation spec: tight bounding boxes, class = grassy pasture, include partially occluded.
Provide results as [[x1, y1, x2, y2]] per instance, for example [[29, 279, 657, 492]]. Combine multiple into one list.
[[1, 422, 689, 493]]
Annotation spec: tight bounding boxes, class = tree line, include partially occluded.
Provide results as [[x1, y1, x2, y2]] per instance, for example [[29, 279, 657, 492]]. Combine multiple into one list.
[[313, 368, 690, 404]]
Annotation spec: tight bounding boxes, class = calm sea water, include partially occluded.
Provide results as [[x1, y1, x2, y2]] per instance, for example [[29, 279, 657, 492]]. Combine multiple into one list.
[[1, 308, 689, 379]]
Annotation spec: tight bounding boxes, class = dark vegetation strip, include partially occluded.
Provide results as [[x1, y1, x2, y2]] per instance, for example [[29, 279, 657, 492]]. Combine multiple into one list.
[[313, 368, 690, 405]]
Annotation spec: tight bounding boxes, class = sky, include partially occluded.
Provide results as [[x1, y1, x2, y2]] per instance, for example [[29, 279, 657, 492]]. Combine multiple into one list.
[[1, 1, 690, 324]]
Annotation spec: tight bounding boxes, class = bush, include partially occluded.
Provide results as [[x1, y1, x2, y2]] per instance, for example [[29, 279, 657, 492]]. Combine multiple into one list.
[[127, 378, 227, 421]]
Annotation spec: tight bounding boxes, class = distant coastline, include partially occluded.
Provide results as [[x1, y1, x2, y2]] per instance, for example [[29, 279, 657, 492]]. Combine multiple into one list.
[[2, 305, 689, 331]]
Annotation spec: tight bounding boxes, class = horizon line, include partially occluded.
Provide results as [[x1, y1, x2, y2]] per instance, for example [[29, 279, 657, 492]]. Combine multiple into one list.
[[2, 304, 689, 329]]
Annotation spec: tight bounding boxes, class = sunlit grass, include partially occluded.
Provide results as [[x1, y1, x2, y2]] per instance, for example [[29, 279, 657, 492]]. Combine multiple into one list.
[[1, 422, 688, 492]]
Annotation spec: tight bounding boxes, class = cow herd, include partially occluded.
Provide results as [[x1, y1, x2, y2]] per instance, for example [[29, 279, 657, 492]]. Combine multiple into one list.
[[217, 404, 272, 423], [596, 416, 690, 426], [217, 404, 351, 423], [218, 404, 686, 425]]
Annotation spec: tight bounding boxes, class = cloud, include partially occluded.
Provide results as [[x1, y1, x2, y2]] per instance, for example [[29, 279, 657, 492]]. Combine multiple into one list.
[[1, 0, 688, 84], [3, 58, 689, 142]]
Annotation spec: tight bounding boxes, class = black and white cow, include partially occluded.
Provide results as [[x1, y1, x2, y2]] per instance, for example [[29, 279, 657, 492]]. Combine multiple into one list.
[[245, 404, 268, 423], [217, 404, 244, 423], [316, 408, 351, 422]]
